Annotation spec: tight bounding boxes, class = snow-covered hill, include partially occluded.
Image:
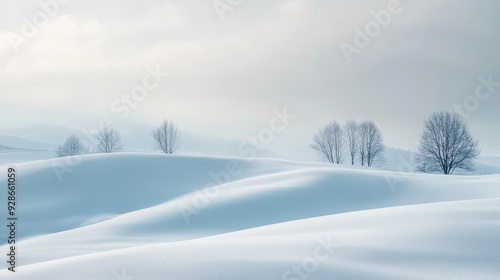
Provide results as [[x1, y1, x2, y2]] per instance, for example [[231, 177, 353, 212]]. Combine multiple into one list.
[[1, 123, 500, 176], [0, 154, 499, 279], [5, 198, 499, 280]]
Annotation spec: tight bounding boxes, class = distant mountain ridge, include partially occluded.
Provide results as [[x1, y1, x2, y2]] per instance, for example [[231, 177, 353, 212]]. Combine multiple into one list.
[[0, 124, 86, 145], [0, 134, 57, 151]]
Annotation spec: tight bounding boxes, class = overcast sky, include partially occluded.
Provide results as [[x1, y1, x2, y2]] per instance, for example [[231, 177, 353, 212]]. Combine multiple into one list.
[[0, 0, 499, 156]]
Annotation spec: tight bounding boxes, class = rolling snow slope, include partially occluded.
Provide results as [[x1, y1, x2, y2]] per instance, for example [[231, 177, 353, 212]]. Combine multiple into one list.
[[0, 154, 499, 279], [3, 198, 499, 280]]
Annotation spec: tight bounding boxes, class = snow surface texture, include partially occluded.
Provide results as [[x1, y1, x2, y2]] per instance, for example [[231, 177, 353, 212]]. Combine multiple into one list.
[[0, 153, 499, 279]]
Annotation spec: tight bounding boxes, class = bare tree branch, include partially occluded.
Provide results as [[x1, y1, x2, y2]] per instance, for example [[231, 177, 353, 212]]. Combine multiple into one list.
[[152, 119, 180, 154], [95, 124, 124, 153], [358, 121, 385, 167], [344, 120, 359, 165], [416, 111, 480, 174], [311, 121, 344, 164], [55, 134, 86, 157]]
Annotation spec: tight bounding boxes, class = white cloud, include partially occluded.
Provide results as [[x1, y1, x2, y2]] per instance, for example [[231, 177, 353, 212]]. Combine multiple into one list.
[[0, 0, 499, 154]]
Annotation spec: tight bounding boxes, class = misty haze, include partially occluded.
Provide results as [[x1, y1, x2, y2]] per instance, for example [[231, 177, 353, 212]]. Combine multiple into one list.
[[0, 1, 499, 279]]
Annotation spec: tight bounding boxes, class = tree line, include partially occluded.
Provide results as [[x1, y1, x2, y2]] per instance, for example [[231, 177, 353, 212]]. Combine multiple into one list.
[[311, 120, 385, 167], [56, 110, 481, 175], [55, 119, 180, 157], [311, 111, 480, 174]]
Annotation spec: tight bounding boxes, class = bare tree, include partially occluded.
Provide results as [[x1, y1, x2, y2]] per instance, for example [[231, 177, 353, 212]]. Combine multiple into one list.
[[152, 119, 180, 154], [358, 122, 369, 166], [95, 124, 124, 153], [331, 121, 345, 164], [358, 121, 384, 167], [344, 120, 359, 165], [56, 134, 86, 157], [416, 111, 479, 175], [311, 124, 334, 163], [311, 121, 344, 164]]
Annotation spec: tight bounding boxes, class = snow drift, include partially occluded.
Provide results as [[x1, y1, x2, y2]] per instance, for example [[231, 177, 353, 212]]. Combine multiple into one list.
[[0, 153, 499, 279]]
